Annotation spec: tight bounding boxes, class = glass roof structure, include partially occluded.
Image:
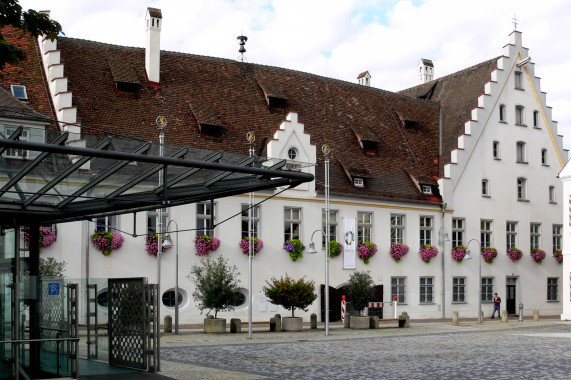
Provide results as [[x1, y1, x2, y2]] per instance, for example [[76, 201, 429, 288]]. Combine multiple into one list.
[[0, 128, 314, 227]]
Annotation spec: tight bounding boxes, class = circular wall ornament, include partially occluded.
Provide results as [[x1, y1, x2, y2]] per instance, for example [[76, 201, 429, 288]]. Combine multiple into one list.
[[156, 115, 167, 129]]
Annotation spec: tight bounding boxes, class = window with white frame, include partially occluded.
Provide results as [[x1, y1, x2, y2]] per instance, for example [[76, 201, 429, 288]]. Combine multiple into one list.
[[419, 217, 433, 246], [241, 204, 260, 239], [287, 147, 298, 160], [96, 215, 118, 232], [284, 207, 301, 242], [452, 218, 464, 247], [481, 277, 494, 302], [391, 277, 406, 303], [553, 224, 562, 251], [549, 186, 556, 203], [357, 211, 372, 244], [147, 208, 168, 235], [499, 104, 506, 122], [482, 179, 489, 197], [517, 177, 527, 200], [547, 278, 558, 301], [514, 71, 523, 89], [516, 141, 526, 163], [530, 223, 541, 250], [4, 127, 29, 158], [390, 214, 405, 244], [541, 149, 548, 165], [322, 209, 338, 248], [10, 84, 28, 100], [452, 277, 466, 303], [197, 202, 215, 237], [492, 141, 500, 159], [481, 220, 492, 248], [515, 105, 525, 126], [506, 221, 517, 249], [419, 277, 434, 303]]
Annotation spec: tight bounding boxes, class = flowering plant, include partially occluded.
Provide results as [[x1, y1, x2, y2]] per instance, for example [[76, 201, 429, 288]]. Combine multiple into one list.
[[507, 247, 523, 263], [195, 234, 221, 256], [419, 244, 438, 263], [284, 239, 304, 261], [553, 249, 563, 264], [24, 227, 57, 248], [91, 231, 124, 256], [531, 248, 546, 264], [389, 243, 409, 262], [358, 242, 377, 264], [145, 234, 172, 256], [239, 237, 263, 255], [481, 247, 498, 264], [451, 246, 467, 262], [329, 240, 343, 258]]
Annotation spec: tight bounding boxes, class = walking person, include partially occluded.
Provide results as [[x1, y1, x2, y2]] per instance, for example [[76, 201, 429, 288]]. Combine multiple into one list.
[[490, 292, 501, 319]]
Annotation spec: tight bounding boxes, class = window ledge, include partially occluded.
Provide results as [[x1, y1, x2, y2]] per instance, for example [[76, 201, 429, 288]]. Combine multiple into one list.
[[517, 199, 530, 202], [482, 195, 491, 198], [452, 301, 468, 304], [515, 123, 527, 127], [549, 201, 557, 205], [516, 161, 528, 164], [515, 87, 525, 91], [547, 300, 559, 303], [493, 157, 501, 160], [498, 121, 508, 124], [533, 126, 541, 130], [542, 164, 550, 167], [419, 302, 435, 305]]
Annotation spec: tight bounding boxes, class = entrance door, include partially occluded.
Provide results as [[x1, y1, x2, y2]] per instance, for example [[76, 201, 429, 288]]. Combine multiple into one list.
[[320, 285, 339, 322], [506, 278, 517, 315]]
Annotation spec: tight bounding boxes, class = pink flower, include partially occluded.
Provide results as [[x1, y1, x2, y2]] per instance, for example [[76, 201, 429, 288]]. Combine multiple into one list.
[[481, 247, 498, 263], [553, 249, 563, 264], [145, 234, 171, 256], [239, 237, 263, 254], [194, 234, 221, 256], [451, 246, 466, 262], [507, 247, 522, 263], [358, 242, 377, 264], [531, 248, 546, 264], [91, 230, 123, 256], [419, 244, 438, 263], [389, 244, 409, 262]]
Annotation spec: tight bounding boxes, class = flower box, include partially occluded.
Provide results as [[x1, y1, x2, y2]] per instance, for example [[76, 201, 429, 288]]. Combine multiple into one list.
[[507, 247, 522, 263], [419, 244, 438, 263], [239, 237, 263, 255], [195, 234, 221, 256], [24, 227, 57, 248], [358, 242, 377, 264], [553, 249, 563, 264], [329, 241, 343, 258], [451, 246, 467, 262], [389, 243, 409, 262], [284, 239, 304, 261], [91, 231, 123, 256], [145, 234, 172, 256], [482, 247, 498, 264], [531, 248, 546, 264]]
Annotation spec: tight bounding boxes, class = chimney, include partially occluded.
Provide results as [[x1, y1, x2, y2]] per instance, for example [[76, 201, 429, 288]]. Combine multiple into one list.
[[418, 59, 434, 84], [357, 71, 371, 87], [145, 7, 162, 86]]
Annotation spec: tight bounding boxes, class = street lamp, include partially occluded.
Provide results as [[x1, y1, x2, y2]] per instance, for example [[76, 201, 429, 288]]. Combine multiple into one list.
[[307, 229, 330, 335], [162, 220, 179, 334], [465, 239, 482, 324], [438, 226, 450, 319]]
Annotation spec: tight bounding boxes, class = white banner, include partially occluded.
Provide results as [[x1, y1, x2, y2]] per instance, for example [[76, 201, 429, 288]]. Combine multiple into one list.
[[343, 217, 356, 269]]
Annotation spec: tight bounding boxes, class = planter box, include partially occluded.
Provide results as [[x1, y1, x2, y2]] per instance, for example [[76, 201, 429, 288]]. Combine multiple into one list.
[[350, 316, 369, 329], [204, 318, 226, 333], [282, 317, 302, 331]]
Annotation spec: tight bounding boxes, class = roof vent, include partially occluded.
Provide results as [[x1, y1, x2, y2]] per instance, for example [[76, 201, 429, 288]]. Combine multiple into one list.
[[357, 71, 371, 86], [10, 85, 28, 101]]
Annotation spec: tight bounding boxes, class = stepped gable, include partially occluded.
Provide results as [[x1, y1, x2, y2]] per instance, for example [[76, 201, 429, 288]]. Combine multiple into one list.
[[0, 27, 57, 125], [399, 57, 500, 167], [52, 37, 441, 202]]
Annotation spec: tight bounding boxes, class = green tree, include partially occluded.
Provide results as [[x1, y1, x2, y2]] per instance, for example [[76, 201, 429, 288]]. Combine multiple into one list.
[[0, 0, 63, 70], [187, 256, 242, 318], [345, 271, 374, 313], [263, 274, 316, 317], [39, 257, 66, 277]]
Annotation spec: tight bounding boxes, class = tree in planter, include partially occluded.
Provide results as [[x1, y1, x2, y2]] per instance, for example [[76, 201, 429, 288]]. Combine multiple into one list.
[[187, 256, 243, 318], [344, 271, 375, 314], [263, 274, 317, 318], [39, 257, 67, 277]]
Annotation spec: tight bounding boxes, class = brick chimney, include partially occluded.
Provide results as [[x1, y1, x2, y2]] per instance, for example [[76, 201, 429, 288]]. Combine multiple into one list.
[[145, 8, 162, 86]]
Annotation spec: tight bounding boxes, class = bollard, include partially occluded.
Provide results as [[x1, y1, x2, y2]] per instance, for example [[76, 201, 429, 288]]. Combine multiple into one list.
[[344, 313, 351, 328], [518, 303, 524, 322], [164, 315, 172, 333], [398, 311, 410, 328], [273, 314, 282, 332], [369, 316, 379, 329], [501, 310, 508, 323], [452, 311, 458, 326], [533, 309, 539, 321], [310, 313, 317, 329], [230, 318, 241, 333]]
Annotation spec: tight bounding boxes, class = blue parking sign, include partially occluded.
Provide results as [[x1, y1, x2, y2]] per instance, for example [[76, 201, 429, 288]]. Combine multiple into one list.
[[48, 283, 60, 295]]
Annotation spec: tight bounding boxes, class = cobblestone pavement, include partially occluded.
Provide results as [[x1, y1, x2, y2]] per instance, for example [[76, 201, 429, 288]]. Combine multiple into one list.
[[159, 319, 571, 379]]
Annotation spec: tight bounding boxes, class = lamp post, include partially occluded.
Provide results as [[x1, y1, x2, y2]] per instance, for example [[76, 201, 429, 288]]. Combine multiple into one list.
[[162, 220, 179, 334], [156, 116, 167, 329], [246, 131, 255, 339], [438, 226, 450, 319], [465, 238, 482, 324]]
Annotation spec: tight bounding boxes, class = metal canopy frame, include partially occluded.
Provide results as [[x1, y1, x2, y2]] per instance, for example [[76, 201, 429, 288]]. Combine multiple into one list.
[[0, 134, 313, 227]]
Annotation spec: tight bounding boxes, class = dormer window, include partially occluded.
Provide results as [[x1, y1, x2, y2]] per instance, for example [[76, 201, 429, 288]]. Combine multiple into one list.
[[422, 185, 432, 195], [200, 123, 223, 138], [10, 85, 28, 101], [354, 177, 365, 188], [116, 81, 139, 95], [362, 140, 378, 155], [404, 120, 418, 129], [268, 95, 287, 110]]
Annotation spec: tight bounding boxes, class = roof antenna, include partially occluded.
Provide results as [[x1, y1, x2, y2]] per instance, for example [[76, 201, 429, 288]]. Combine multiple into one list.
[[237, 34, 248, 62]]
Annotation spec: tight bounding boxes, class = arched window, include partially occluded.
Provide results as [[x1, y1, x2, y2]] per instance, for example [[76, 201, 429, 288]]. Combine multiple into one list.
[[517, 177, 527, 200]]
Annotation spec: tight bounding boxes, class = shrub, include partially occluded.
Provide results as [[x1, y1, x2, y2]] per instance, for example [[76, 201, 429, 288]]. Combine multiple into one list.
[[263, 275, 316, 317], [344, 271, 375, 313], [284, 239, 305, 261], [39, 257, 67, 277], [187, 256, 242, 318]]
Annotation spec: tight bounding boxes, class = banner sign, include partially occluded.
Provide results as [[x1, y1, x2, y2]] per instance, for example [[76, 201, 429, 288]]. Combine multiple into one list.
[[343, 218, 356, 269]]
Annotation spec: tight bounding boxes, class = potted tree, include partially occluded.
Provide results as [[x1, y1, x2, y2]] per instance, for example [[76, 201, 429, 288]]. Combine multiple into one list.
[[344, 271, 375, 329], [263, 275, 316, 331], [188, 256, 243, 333]]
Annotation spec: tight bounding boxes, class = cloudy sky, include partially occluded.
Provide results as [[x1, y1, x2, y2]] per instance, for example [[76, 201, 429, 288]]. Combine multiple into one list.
[[20, 0, 571, 150]]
